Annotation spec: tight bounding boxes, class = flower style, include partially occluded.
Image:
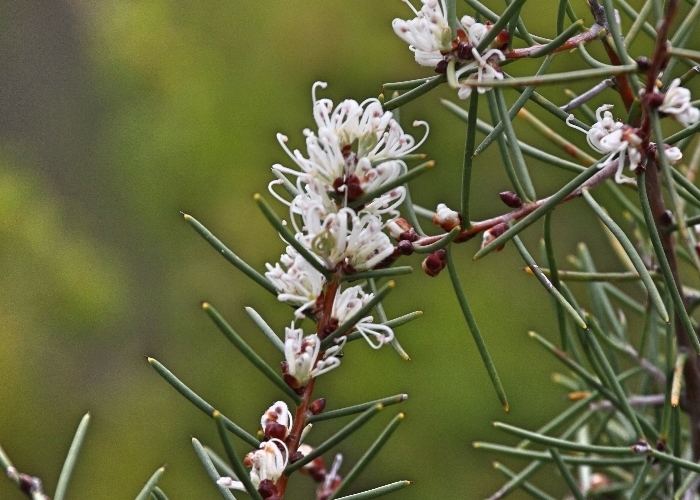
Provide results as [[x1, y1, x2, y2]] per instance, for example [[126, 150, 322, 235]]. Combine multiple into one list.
[[265, 246, 325, 318], [283, 326, 342, 388], [567, 105, 644, 185], [392, 0, 453, 67], [659, 78, 700, 127], [332, 286, 394, 349]]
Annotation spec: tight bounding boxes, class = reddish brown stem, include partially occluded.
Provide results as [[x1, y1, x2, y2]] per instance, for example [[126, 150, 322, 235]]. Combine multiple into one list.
[[506, 24, 605, 60], [413, 160, 619, 249], [276, 278, 340, 497]]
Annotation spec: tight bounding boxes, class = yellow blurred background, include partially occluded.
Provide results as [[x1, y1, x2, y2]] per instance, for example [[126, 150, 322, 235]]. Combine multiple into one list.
[[0, 1, 669, 498]]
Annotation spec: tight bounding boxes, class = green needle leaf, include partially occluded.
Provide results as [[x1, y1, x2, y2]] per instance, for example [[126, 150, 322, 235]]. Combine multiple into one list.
[[330, 413, 405, 499], [512, 236, 587, 329], [214, 412, 262, 500], [286, 404, 383, 474], [147, 357, 259, 447], [383, 75, 446, 110], [202, 302, 301, 403], [548, 448, 584, 500], [341, 266, 413, 282], [183, 213, 277, 295], [582, 189, 669, 322], [308, 394, 408, 423], [191, 438, 237, 500], [447, 247, 509, 411], [135, 466, 166, 500], [244, 306, 284, 352], [54, 412, 90, 500], [333, 480, 411, 500], [639, 170, 700, 354]]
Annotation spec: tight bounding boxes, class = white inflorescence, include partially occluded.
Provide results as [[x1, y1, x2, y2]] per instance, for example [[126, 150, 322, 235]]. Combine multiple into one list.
[[265, 81, 428, 368], [567, 104, 684, 185], [393, 1, 504, 99]]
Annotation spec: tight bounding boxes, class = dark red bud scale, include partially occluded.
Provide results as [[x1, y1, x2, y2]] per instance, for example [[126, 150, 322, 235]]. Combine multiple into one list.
[[309, 398, 326, 415]]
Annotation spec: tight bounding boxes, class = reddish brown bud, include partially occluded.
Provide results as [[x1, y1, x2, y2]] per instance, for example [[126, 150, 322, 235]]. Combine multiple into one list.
[[309, 398, 326, 415], [660, 210, 674, 227], [646, 91, 665, 108], [264, 422, 287, 441], [258, 479, 279, 498], [635, 56, 651, 72], [422, 249, 447, 277], [435, 59, 449, 74], [397, 239, 414, 255], [499, 191, 522, 208], [288, 451, 305, 463]]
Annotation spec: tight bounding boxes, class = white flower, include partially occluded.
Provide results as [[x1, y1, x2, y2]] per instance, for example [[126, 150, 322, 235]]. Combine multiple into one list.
[[332, 286, 394, 349], [284, 327, 341, 386], [433, 203, 460, 230], [456, 47, 505, 99], [660, 78, 700, 127], [300, 208, 395, 272], [393, 0, 452, 67], [460, 16, 491, 46], [265, 246, 325, 318], [272, 82, 428, 214], [567, 105, 643, 185], [246, 439, 289, 489], [261, 401, 293, 438]]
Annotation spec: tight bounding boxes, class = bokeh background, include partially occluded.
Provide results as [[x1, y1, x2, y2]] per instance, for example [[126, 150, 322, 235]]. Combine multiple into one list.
[[0, 1, 685, 498]]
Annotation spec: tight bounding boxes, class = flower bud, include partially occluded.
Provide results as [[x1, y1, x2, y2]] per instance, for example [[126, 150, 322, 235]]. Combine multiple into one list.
[[664, 145, 683, 165], [397, 239, 414, 255], [422, 249, 447, 277], [432, 203, 461, 231], [499, 191, 522, 208], [309, 398, 326, 415], [257, 479, 279, 499], [386, 217, 413, 240], [481, 222, 508, 252]]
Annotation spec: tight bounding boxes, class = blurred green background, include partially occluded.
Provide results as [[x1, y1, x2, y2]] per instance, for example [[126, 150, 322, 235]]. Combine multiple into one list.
[[0, 1, 681, 498]]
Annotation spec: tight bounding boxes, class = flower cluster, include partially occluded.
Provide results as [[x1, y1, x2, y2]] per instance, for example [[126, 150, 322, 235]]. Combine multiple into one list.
[[567, 104, 682, 185], [392, 0, 506, 99], [216, 401, 345, 498], [266, 81, 428, 382]]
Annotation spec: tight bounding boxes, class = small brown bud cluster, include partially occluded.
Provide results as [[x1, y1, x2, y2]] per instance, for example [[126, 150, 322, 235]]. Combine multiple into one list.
[[422, 249, 447, 277]]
